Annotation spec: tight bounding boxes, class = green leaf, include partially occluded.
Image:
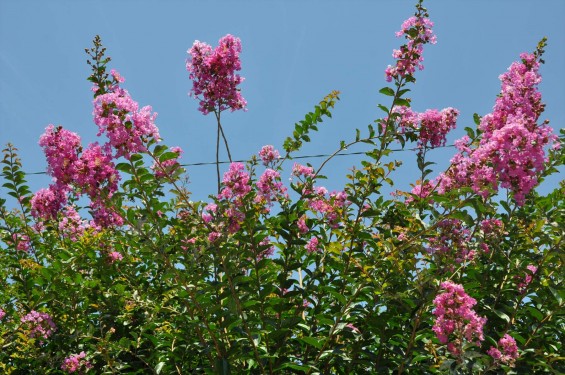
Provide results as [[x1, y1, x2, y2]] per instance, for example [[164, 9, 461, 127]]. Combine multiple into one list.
[[159, 152, 179, 163], [379, 87, 395, 96], [299, 336, 323, 349], [473, 113, 481, 126]]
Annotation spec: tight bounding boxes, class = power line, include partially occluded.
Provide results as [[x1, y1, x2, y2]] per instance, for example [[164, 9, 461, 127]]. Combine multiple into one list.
[[20, 144, 456, 176]]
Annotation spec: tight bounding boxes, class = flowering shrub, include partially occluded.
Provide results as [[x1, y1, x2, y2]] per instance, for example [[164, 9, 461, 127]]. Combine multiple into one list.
[[0, 2, 563, 374]]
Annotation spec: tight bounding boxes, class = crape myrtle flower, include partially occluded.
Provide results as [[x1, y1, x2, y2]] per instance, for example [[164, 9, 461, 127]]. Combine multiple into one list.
[[187, 34, 247, 115]]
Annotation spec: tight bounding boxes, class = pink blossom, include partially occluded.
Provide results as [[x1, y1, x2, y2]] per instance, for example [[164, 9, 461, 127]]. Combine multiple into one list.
[[297, 215, 309, 234], [256, 168, 287, 206], [208, 231, 221, 243], [432, 281, 486, 355], [308, 188, 349, 228], [427, 219, 474, 264], [291, 163, 315, 179], [391, 106, 459, 148], [517, 264, 537, 294], [31, 185, 68, 220], [93, 84, 160, 159], [488, 334, 519, 367], [38, 125, 82, 186], [418, 108, 459, 148], [108, 251, 123, 263], [74, 143, 119, 200], [258, 145, 280, 166], [432, 53, 557, 205], [90, 201, 123, 228], [11, 233, 31, 252], [186, 34, 247, 114], [385, 16, 436, 82], [61, 351, 93, 373], [305, 237, 320, 253], [0, 308, 6, 320], [58, 206, 87, 241], [20, 310, 56, 342], [256, 238, 275, 260], [346, 323, 361, 334], [219, 162, 251, 203]]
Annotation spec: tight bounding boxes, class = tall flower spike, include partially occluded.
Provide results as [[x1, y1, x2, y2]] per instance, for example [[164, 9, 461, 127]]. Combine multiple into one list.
[[187, 34, 247, 115], [385, 6, 436, 82]]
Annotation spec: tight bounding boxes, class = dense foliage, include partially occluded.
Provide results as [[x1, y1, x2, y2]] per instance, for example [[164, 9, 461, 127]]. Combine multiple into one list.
[[1, 2, 563, 373]]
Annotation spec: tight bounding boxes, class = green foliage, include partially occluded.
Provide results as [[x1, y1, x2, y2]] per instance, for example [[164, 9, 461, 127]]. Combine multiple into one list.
[[1, 18, 564, 375]]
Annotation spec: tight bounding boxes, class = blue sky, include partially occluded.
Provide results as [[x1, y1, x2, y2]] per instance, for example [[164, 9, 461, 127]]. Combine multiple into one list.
[[1, 0, 563, 203]]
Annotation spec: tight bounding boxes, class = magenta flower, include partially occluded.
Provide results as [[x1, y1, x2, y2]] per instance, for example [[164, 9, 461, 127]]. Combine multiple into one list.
[[258, 145, 280, 166], [219, 162, 251, 203], [11, 233, 31, 252], [74, 143, 119, 201], [488, 334, 519, 367], [297, 215, 309, 235], [308, 188, 349, 229], [256, 168, 287, 206], [108, 251, 123, 263], [61, 351, 93, 373], [431, 52, 557, 205], [432, 281, 486, 355], [31, 185, 67, 220], [385, 15, 436, 82], [39, 125, 82, 186], [291, 163, 315, 179], [0, 308, 6, 321], [391, 106, 459, 148], [306, 237, 320, 253], [93, 85, 160, 160], [187, 34, 247, 115], [20, 310, 56, 342], [517, 264, 538, 294], [58, 206, 88, 242]]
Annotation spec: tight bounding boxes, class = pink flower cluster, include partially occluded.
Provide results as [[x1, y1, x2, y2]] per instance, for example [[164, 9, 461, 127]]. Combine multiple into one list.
[[33, 125, 122, 228], [11, 233, 31, 252], [93, 85, 160, 160], [385, 16, 436, 82], [108, 251, 123, 263], [186, 34, 247, 115], [308, 188, 349, 229], [38, 125, 81, 186], [61, 351, 93, 373], [258, 145, 280, 166], [305, 237, 320, 253], [58, 206, 88, 241], [74, 143, 119, 201], [517, 264, 537, 294], [432, 281, 486, 356], [487, 334, 519, 367], [427, 219, 476, 264], [219, 163, 251, 203], [30, 185, 68, 221], [392, 106, 459, 148], [152, 146, 184, 179], [255, 168, 288, 209], [0, 308, 5, 320], [256, 238, 275, 260], [297, 215, 309, 235], [432, 53, 557, 205], [20, 310, 56, 341], [207, 163, 254, 236]]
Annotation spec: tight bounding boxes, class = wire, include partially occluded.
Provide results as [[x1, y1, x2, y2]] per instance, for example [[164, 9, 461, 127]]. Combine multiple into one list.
[[20, 144, 456, 176]]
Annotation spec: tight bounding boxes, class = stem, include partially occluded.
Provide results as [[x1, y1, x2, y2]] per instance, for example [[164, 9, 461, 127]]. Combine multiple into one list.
[[216, 119, 221, 194], [215, 110, 232, 162]]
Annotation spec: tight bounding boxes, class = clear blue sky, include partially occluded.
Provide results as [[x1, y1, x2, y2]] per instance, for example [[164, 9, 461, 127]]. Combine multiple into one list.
[[1, 0, 563, 203]]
